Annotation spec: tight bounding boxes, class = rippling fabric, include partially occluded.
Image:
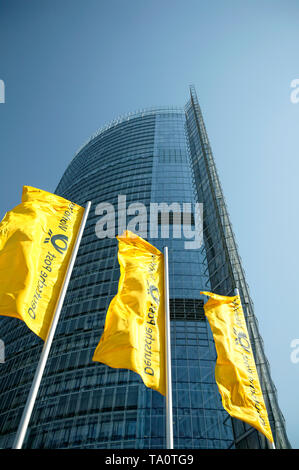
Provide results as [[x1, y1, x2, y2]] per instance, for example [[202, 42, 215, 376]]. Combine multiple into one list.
[[93, 231, 166, 395], [201, 291, 274, 442], [0, 186, 84, 340]]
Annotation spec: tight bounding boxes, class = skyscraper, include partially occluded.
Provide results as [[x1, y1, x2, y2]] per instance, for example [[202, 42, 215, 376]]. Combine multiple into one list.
[[0, 87, 290, 449]]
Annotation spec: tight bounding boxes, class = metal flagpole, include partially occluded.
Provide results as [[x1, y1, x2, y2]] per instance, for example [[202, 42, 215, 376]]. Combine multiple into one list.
[[164, 246, 173, 449], [234, 287, 276, 450], [12, 201, 91, 449]]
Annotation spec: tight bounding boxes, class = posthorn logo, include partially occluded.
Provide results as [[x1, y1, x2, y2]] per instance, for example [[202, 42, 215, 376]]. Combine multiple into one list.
[[44, 229, 69, 254], [147, 283, 160, 304], [234, 328, 251, 353], [0, 80, 4, 104]]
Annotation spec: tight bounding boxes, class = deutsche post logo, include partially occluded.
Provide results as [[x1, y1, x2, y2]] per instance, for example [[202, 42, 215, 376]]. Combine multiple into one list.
[[233, 328, 251, 353], [44, 229, 69, 254]]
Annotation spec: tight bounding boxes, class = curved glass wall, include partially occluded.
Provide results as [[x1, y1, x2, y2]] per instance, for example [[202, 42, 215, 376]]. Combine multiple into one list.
[[0, 88, 290, 449]]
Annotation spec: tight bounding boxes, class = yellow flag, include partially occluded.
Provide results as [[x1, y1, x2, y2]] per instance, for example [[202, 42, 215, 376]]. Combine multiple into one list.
[[0, 186, 84, 340], [93, 230, 166, 395], [201, 291, 274, 443]]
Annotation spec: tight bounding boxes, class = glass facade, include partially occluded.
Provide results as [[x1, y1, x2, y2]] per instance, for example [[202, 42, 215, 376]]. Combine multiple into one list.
[[0, 87, 291, 449]]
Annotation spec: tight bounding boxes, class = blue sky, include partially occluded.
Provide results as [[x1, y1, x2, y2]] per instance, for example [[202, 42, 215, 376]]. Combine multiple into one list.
[[0, 0, 298, 448]]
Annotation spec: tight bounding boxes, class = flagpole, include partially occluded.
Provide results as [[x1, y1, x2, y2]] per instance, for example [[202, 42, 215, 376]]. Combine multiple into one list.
[[12, 201, 91, 449], [164, 246, 173, 449], [234, 287, 276, 450]]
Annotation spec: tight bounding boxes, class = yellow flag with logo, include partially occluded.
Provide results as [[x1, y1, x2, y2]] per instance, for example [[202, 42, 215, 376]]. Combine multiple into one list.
[[93, 230, 166, 395], [201, 291, 274, 443], [0, 186, 84, 340]]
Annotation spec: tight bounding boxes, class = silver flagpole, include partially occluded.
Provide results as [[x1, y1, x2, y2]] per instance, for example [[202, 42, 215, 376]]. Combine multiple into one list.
[[164, 246, 173, 449], [13, 201, 91, 449], [234, 287, 276, 450]]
